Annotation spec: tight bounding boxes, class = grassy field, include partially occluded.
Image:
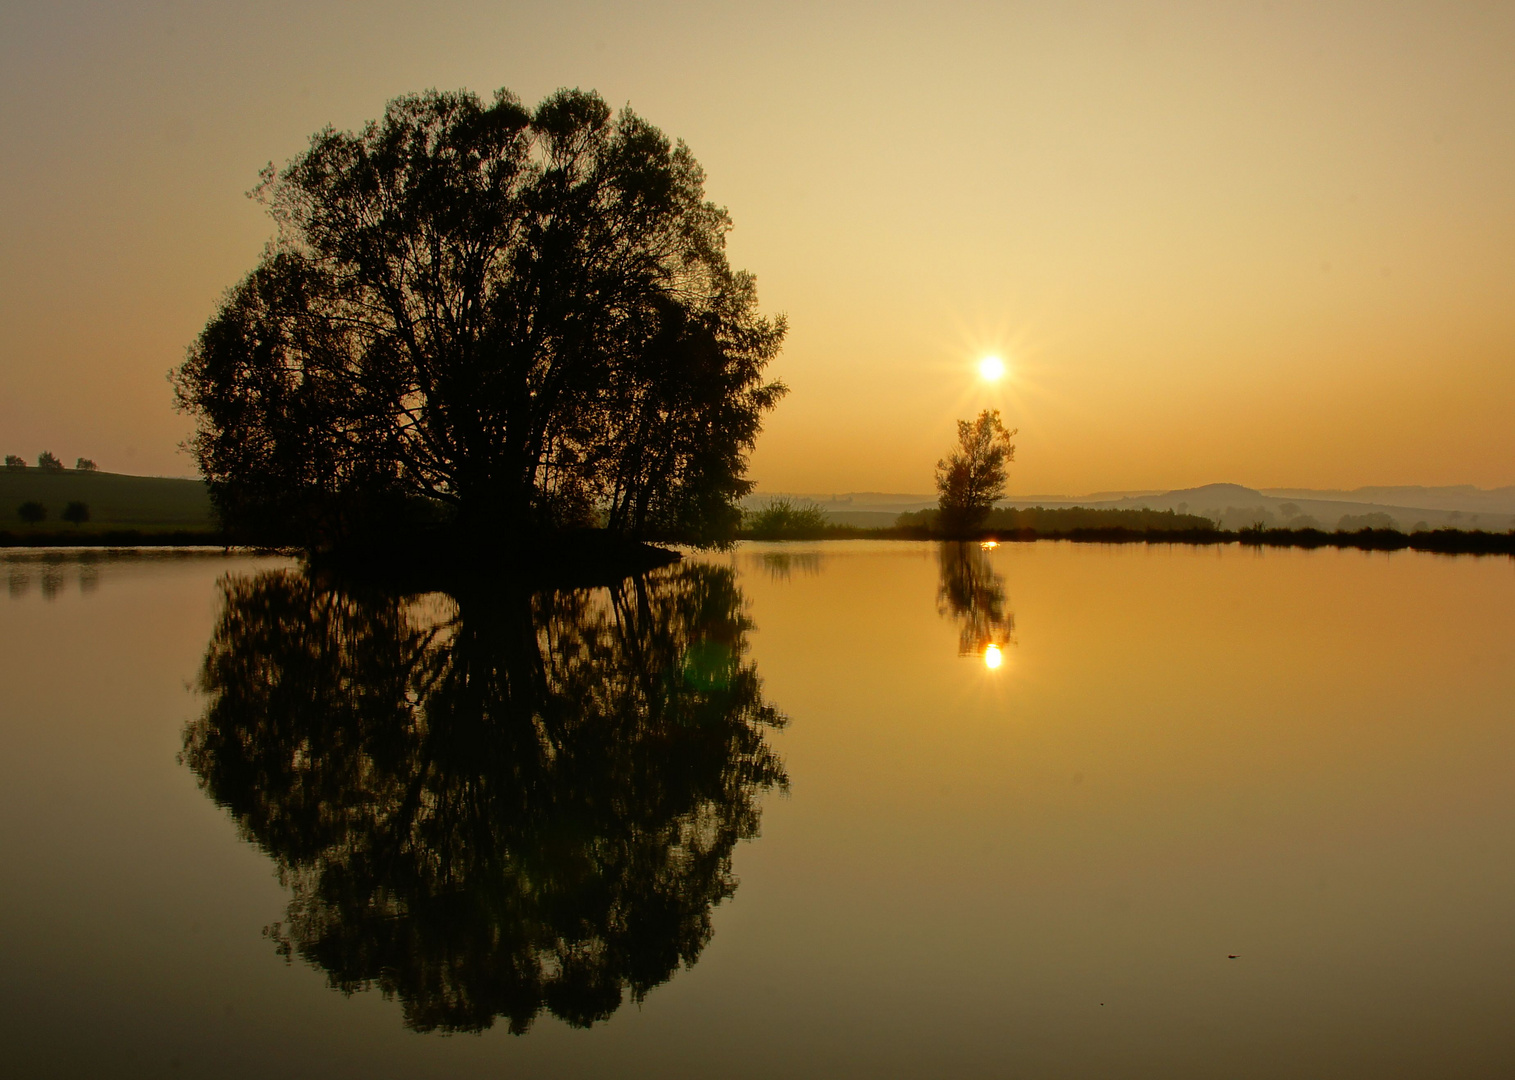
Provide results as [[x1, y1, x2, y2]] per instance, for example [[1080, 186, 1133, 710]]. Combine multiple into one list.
[[0, 469, 213, 535]]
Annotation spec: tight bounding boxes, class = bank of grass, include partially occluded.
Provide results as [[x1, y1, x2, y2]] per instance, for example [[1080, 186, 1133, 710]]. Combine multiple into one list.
[[0, 469, 214, 540], [739, 498, 834, 540]]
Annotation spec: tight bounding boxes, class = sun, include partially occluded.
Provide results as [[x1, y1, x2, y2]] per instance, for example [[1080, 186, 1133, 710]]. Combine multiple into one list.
[[978, 355, 1006, 382]]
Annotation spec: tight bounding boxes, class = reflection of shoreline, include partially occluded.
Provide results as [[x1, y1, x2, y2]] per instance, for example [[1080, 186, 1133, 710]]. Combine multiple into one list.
[[4, 549, 237, 601], [182, 563, 787, 1035], [751, 548, 826, 582], [936, 542, 1015, 666]]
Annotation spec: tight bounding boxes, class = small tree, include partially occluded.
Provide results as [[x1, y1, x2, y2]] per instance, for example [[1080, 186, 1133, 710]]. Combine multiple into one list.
[[63, 501, 90, 526], [18, 501, 46, 524], [4, 455, 25, 470], [37, 451, 64, 471], [75, 458, 98, 472], [935, 410, 1017, 537]]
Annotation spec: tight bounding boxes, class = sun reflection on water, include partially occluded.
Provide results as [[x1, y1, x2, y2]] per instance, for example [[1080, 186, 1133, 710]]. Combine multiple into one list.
[[983, 643, 1004, 670]]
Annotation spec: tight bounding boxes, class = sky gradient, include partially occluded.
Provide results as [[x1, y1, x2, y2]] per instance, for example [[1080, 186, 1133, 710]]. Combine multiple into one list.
[[2, 0, 1512, 493]]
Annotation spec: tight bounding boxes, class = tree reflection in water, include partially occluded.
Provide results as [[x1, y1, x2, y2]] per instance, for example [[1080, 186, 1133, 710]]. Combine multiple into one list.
[[937, 542, 1016, 663], [181, 562, 787, 1034]]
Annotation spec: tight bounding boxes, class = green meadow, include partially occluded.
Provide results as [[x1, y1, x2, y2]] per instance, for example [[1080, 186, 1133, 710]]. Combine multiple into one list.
[[1, 470, 213, 536]]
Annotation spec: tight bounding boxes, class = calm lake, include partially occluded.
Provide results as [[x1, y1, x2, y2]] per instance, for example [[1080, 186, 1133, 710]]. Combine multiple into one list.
[[4, 540, 1514, 1078]]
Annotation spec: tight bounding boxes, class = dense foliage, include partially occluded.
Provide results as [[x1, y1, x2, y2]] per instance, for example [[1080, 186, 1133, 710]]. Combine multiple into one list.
[[934, 410, 1016, 536], [173, 88, 785, 547]]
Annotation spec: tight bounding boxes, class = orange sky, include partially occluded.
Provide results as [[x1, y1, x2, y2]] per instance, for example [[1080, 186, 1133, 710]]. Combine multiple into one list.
[[2, 1, 1512, 493]]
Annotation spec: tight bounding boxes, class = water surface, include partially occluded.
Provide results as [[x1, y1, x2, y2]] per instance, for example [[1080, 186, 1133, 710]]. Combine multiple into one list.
[[3, 542, 1514, 1077]]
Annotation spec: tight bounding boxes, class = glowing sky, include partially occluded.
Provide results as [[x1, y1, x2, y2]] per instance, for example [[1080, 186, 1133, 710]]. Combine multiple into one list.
[[2, 1, 1512, 493]]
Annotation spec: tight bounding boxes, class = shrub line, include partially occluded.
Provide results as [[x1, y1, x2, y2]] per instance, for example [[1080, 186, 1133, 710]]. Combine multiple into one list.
[[734, 524, 1515, 555]]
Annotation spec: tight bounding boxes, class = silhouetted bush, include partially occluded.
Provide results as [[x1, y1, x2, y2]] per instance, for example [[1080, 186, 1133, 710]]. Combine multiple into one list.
[[741, 498, 831, 540], [17, 501, 45, 524]]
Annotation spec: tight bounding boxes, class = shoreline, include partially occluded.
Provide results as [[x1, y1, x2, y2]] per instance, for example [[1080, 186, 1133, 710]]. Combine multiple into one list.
[[6, 526, 1512, 558], [739, 525, 1515, 556]]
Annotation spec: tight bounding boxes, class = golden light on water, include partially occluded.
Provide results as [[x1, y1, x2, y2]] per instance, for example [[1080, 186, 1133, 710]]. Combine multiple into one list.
[[980, 540, 998, 549], [983, 643, 1004, 670], [978, 355, 1006, 382]]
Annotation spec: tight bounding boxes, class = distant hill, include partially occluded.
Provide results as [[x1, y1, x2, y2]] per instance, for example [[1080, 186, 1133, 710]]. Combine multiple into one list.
[[1261, 485, 1515, 516], [1094, 483, 1513, 532], [0, 469, 213, 534]]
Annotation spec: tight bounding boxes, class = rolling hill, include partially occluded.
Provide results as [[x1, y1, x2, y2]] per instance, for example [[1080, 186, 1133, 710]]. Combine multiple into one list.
[[0, 469, 214, 535]]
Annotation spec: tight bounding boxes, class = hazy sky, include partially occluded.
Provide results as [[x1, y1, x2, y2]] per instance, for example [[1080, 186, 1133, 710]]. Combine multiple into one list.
[[2, 0, 1512, 493]]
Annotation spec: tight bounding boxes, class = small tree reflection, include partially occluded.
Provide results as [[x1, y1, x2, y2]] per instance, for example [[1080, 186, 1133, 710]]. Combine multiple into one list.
[[936, 542, 1016, 663], [755, 549, 825, 581], [181, 562, 787, 1034]]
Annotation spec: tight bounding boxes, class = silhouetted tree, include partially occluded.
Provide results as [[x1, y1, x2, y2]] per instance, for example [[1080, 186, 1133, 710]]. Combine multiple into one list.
[[62, 501, 89, 526], [74, 458, 98, 472], [181, 561, 787, 1034], [172, 88, 785, 548], [935, 410, 1016, 537], [3, 455, 25, 470], [18, 501, 45, 524], [36, 451, 64, 472], [937, 542, 1015, 657]]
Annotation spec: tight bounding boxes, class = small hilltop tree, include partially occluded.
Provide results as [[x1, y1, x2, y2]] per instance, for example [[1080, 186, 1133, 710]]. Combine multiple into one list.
[[4, 455, 25, 470], [37, 452, 64, 472], [935, 410, 1016, 537]]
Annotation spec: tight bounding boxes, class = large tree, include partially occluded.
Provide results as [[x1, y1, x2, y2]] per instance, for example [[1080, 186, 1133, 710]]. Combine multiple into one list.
[[173, 88, 786, 547]]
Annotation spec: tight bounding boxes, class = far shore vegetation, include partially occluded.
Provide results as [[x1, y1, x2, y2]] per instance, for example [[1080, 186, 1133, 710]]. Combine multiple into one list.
[[729, 410, 1515, 557], [733, 499, 1515, 555], [4, 469, 1512, 555]]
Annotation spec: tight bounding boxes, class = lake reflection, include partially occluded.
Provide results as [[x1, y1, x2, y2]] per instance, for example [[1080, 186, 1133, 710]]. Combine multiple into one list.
[[8, 542, 1515, 1077], [937, 542, 1016, 665], [180, 561, 787, 1034]]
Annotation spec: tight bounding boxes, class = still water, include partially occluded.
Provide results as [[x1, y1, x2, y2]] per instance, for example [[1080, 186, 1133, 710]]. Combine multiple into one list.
[[3, 541, 1514, 1078]]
